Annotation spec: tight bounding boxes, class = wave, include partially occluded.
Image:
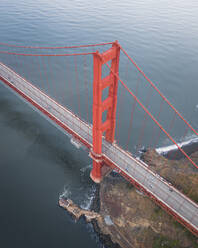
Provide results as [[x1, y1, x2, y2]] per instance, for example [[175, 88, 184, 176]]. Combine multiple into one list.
[[80, 186, 96, 210], [59, 185, 72, 200], [156, 136, 198, 155]]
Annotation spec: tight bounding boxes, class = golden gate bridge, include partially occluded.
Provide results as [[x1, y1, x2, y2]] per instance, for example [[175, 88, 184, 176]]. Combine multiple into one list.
[[0, 41, 197, 236]]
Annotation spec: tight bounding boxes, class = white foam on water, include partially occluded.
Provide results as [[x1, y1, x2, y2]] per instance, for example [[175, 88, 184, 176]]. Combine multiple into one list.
[[70, 137, 82, 149], [59, 185, 72, 200], [80, 186, 96, 210], [156, 135, 198, 155]]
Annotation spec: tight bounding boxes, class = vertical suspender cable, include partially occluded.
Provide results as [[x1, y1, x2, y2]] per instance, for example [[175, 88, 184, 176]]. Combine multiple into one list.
[[65, 56, 74, 111], [136, 85, 153, 154], [126, 73, 141, 150], [74, 56, 81, 117], [83, 55, 89, 123], [37, 55, 45, 92], [47, 56, 57, 102], [42, 55, 51, 110], [105, 61, 198, 169], [120, 45, 198, 137], [150, 99, 164, 148], [116, 59, 129, 141]]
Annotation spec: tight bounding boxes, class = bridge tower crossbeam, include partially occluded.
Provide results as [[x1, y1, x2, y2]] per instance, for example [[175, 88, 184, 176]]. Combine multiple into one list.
[[90, 41, 120, 183]]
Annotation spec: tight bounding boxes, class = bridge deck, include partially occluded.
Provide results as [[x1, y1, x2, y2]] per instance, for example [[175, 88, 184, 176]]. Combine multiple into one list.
[[0, 62, 197, 235]]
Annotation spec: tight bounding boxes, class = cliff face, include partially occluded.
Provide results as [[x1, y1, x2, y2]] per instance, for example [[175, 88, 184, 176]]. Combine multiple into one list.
[[97, 150, 198, 248]]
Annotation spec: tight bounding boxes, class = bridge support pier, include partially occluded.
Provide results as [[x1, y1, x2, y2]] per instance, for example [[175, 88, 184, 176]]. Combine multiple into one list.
[[90, 41, 120, 183], [90, 151, 103, 183]]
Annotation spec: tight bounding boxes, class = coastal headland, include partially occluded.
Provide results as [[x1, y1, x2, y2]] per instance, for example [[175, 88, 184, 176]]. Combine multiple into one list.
[[60, 149, 198, 248]]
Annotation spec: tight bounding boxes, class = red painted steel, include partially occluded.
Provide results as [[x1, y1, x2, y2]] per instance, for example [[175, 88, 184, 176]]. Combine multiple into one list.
[[0, 42, 197, 236], [0, 51, 95, 56], [0, 75, 91, 149], [105, 62, 198, 170], [120, 170, 198, 236], [83, 55, 89, 122], [0, 41, 113, 49], [120, 45, 198, 137], [126, 74, 140, 150], [101, 155, 198, 237], [90, 41, 120, 183]]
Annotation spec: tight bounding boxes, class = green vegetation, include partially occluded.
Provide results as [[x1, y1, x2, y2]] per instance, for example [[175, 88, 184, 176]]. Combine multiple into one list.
[[172, 221, 198, 248], [142, 149, 198, 204], [153, 236, 179, 248]]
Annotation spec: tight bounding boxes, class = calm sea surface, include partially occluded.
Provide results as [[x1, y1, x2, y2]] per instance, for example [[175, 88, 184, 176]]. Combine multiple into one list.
[[0, 0, 198, 247]]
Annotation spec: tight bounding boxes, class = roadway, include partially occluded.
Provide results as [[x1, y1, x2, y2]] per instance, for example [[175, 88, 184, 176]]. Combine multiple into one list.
[[0, 62, 197, 235]]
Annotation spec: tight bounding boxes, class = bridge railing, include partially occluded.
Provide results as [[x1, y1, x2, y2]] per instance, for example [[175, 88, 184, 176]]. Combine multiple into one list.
[[0, 41, 197, 203]]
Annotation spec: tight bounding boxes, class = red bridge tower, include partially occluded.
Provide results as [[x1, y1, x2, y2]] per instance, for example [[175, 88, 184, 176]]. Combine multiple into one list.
[[90, 41, 120, 183]]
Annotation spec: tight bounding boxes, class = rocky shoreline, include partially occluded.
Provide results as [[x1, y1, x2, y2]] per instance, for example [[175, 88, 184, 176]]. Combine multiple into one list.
[[59, 198, 100, 222], [60, 149, 198, 248], [90, 176, 122, 248], [95, 172, 197, 248]]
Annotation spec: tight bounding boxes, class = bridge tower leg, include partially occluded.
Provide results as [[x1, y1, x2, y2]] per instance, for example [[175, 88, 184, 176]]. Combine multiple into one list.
[[90, 41, 120, 183]]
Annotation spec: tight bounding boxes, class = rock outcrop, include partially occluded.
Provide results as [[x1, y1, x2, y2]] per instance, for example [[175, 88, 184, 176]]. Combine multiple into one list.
[[59, 198, 101, 222]]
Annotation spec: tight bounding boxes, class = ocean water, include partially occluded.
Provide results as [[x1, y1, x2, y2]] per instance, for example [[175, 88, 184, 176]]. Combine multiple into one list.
[[0, 0, 198, 247]]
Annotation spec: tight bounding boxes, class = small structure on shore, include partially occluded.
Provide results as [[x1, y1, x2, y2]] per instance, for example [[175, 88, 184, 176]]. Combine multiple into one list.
[[59, 198, 100, 222]]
